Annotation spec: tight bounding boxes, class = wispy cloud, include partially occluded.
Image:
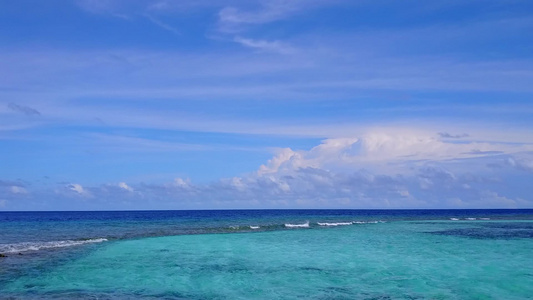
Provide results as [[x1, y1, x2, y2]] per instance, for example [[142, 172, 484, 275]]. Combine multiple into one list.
[[75, 0, 132, 19], [217, 0, 330, 32], [7, 103, 41, 116], [63, 183, 92, 198], [505, 155, 533, 172], [144, 14, 180, 35], [87, 133, 209, 152], [68, 183, 86, 194], [438, 132, 469, 139], [233, 36, 295, 54], [218, 5, 287, 29]]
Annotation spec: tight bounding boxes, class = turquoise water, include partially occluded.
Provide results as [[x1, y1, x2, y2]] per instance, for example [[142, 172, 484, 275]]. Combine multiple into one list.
[[1, 210, 532, 299]]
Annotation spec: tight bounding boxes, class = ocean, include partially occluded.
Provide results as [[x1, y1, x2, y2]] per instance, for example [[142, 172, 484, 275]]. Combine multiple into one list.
[[0, 209, 532, 299]]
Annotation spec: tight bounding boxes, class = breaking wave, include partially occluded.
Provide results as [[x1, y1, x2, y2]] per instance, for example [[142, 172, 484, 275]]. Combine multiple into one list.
[[285, 222, 310, 228], [0, 238, 107, 254], [353, 221, 384, 224], [317, 222, 353, 226]]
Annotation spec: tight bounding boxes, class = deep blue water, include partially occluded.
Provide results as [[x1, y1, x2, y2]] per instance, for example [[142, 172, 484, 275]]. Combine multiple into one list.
[[2, 209, 532, 243]]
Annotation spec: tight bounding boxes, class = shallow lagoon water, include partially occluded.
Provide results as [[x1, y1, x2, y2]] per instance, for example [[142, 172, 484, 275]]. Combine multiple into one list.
[[1, 210, 532, 299]]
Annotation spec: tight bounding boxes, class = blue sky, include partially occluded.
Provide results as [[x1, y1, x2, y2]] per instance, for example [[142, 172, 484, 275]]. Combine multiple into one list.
[[1, 0, 532, 210]]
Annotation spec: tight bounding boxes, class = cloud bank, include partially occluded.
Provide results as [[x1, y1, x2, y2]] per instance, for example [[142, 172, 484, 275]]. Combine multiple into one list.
[[3, 130, 532, 210]]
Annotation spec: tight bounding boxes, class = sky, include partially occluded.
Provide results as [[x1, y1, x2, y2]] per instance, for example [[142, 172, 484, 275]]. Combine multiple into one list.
[[1, 0, 532, 210]]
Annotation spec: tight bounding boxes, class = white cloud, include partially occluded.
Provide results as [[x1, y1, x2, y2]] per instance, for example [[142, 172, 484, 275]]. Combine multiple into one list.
[[233, 36, 295, 54], [117, 130, 527, 209], [8, 127, 526, 210], [7, 140, 532, 209], [10, 186, 27, 194], [259, 148, 300, 175], [148, 0, 170, 11], [68, 183, 89, 196], [506, 156, 533, 172], [217, 0, 331, 32], [172, 178, 192, 190], [118, 182, 134, 192], [258, 131, 533, 175], [218, 4, 292, 30]]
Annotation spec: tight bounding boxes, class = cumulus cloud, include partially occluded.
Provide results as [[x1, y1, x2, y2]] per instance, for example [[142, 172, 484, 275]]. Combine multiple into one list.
[[189, 132, 531, 208], [172, 178, 192, 189], [123, 162, 523, 209], [506, 156, 533, 172], [78, 133, 527, 209], [118, 182, 134, 192], [10, 186, 27, 194], [3, 130, 532, 210], [487, 153, 533, 172], [257, 132, 533, 176], [0, 180, 28, 197], [67, 183, 90, 196]]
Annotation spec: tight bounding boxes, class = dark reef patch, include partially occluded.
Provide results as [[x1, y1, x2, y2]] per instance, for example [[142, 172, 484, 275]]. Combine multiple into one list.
[[429, 222, 533, 239]]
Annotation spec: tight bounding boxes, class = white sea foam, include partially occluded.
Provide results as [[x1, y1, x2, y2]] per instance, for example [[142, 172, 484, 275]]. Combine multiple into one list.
[[0, 238, 107, 254], [480, 218, 490, 220], [353, 221, 383, 224], [465, 218, 477, 220], [317, 222, 353, 226], [450, 218, 460, 221], [285, 222, 309, 228], [249, 226, 260, 229]]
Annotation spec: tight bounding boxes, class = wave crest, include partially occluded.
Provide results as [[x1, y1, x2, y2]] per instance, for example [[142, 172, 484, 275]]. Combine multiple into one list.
[[317, 222, 353, 226], [285, 222, 310, 228], [0, 238, 107, 254]]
